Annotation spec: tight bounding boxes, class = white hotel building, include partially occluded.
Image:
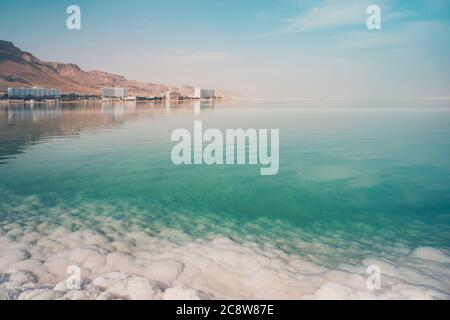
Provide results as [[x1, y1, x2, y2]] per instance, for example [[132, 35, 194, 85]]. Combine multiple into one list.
[[101, 87, 129, 98], [194, 88, 215, 99], [7, 87, 62, 99], [164, 91, 181, 100]]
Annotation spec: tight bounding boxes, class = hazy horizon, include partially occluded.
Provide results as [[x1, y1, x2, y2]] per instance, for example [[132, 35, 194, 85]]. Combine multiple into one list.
[[1, 0, 449, 99]]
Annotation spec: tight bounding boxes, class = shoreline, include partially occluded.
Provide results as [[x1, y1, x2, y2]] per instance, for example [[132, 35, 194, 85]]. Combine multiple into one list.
[[0, 97, 236, 109]]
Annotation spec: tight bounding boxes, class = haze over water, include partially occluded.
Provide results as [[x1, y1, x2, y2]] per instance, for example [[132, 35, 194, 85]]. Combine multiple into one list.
[[0, 100, 449, 299]]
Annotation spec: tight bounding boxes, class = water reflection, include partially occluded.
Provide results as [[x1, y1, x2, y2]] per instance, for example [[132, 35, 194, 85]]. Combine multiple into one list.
[[163, 99, 215, 114], [7, 104, 62, 124], [0, 101, 217, 163], [194, 100, 215, 115]]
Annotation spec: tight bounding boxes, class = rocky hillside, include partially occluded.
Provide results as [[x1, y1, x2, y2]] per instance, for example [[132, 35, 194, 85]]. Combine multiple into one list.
[[0, 40, 236, 98]]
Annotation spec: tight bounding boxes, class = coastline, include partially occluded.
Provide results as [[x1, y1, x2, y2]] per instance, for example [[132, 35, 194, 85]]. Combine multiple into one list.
[[0, 97, 240, 108]]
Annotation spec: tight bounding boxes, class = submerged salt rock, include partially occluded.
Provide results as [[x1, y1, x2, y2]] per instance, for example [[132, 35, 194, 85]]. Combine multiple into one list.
[[163, 287, 201, 300], [18, 288, 61, 300], [82, 252, 107, 271], [83, 230, 108, 246], [44, 257, 91, 282], [92, 272, 159, 300], [0, 287, 21, 300], [125, 277, 159, 300], [0, 249, 30, 270], [96, 291, 114, 300], [127, 231, 151, 243], [0, 273, 9, 284], [288, 258, 328, 275], [47, 227, 68, 241], [53, 276, 90, 292], [314, 282, 360, 300], [7, 270, 37, 286], [244, 268, 304, 300], [106, 252, 134, 267], [6, 226, 23, 238], [38, 272, 58, 285], [2, 212, 450, 300], [67, 248, 101, 264], [44, 257, 76, 276], [84, 233, 109, 246], [53, 280, 70, 292], [323, 270, 367, 291], [144, 259, 184, 284], [361, 258, 400, 277], [411, 247, 450, 263], [21, 232, 42, 244], [9, 259, 43, 276], [386, 283, 449, 300], [105, 252, 142, 275], [110, 240, 133, 253], [92, 272, 129, 289], [64, 290, 95, 300]]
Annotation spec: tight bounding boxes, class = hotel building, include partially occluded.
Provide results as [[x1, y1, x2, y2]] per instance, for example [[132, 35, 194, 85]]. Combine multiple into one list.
[[194, 88, 215, 99], [164, 91, 181, 100], [101, 87, 129, 98], [7, 87, 62, 99]]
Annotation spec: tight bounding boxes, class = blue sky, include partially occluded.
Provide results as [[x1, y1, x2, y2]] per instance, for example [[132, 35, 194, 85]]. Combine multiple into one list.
[[1, 0, 449, 99]]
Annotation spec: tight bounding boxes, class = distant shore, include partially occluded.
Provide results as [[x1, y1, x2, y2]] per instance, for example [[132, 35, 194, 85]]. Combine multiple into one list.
[[0, 96, 228, 109]]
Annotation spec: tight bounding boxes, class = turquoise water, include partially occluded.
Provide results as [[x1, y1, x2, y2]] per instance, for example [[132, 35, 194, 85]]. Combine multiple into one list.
[[0, 101, 450, 293]]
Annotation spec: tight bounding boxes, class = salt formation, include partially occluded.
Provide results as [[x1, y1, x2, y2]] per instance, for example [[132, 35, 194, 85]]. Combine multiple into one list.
[[0, 220, 449, 300], [0, 194, 449, 300]]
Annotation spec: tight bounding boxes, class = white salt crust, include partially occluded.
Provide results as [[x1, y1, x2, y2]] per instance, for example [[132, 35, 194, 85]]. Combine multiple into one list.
[[0, 193, 449, 300], [0, 217, 449, 300]]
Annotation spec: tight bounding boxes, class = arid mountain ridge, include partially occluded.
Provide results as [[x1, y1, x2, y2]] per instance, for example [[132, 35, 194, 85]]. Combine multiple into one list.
[[0, 40, 237, 98]]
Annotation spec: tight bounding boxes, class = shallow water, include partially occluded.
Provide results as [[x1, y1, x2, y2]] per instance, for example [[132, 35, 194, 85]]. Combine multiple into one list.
[[0, 100, 449, 299]]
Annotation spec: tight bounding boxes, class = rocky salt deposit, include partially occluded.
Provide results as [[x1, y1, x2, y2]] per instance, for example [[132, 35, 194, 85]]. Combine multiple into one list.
[[0, 214, 449, 300], [0, 193, 449, 300]]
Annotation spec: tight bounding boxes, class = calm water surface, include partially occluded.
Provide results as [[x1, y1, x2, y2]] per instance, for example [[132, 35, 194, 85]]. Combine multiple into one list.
[[1, 100, 449, 264]]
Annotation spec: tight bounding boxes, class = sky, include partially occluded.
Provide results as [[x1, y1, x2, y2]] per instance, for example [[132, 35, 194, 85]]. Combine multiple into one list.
[[0, 0, 449, 99]]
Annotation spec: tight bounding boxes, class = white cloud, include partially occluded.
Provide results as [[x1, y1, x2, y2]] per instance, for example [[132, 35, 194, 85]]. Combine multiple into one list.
[[277, 0, 373, 33], [272, 0, 412, 34]]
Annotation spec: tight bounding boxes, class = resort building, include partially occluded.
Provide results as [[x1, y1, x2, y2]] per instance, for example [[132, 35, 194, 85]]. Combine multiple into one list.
[[194, 88, 215, 99], [101, 87, 129, 98], [164, 91, 181, 100], [7, 87, 62, 99]]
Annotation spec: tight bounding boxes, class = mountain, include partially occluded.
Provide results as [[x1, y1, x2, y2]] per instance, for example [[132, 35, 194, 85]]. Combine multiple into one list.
[[0, 40, 238, 98]]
